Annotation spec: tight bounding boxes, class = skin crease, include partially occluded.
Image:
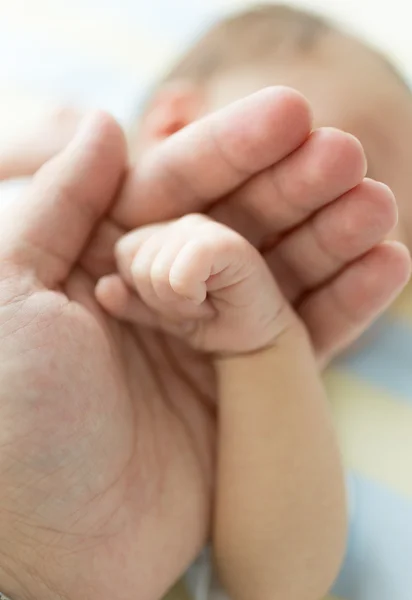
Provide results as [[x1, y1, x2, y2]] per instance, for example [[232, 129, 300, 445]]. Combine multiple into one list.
[[0, 35, 410, 600]]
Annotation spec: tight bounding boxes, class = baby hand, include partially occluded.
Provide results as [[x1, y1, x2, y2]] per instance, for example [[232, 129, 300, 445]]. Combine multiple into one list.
[[96, 214, 296, 354]]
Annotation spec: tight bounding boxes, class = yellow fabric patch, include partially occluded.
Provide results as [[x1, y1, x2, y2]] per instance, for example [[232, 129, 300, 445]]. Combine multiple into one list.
[[325, 369, 412, 498], [164, 582, 191, 600], [391, 282, 412, 322]]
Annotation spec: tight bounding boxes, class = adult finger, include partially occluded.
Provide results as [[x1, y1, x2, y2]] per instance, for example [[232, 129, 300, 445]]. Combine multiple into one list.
[[300, 242, 411, 366], [112, 87, 312, 227], [210, 128, 367, 247], [0, 112, 127, 288], [265, 179, 398, 301]]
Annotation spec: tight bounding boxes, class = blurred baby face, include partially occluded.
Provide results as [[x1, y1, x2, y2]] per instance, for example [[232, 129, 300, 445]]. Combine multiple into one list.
[[206, 30, 412, 249]]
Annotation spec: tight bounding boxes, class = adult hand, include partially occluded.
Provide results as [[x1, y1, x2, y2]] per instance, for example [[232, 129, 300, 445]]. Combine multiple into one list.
[[0, 91, 409, 600], [0, 113, 205, 600], [2, 89, 408, 363]]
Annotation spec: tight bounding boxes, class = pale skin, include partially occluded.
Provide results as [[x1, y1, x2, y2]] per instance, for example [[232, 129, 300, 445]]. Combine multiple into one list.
[[95, 214, 347, 600], [0, 89, 409, 600], [216, 342, 341, 600]]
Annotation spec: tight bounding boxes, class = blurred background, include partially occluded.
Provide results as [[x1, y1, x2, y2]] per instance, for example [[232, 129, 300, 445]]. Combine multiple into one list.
[[0, 0, 409, 138]]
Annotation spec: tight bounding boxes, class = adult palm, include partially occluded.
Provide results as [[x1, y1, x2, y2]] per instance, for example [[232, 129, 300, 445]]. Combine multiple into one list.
[[0, 114, 212, 600]]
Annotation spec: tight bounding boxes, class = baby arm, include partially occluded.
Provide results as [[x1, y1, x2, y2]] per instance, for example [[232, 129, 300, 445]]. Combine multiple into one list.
[[215, 331, 346, 600], [96, 214, 346, 600]]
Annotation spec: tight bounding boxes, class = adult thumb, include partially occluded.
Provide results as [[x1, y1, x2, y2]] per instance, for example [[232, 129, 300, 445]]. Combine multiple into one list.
[[0, 111, 127, 288]]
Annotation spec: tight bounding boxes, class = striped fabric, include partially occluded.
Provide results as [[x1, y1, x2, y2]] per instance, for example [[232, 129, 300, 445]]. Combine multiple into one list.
[[1, 2, 411, 599], [323, 284, 412, 600]]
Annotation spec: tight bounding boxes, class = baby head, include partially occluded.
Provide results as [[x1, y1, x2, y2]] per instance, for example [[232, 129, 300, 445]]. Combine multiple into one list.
[[134, 4, 412, 249]]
